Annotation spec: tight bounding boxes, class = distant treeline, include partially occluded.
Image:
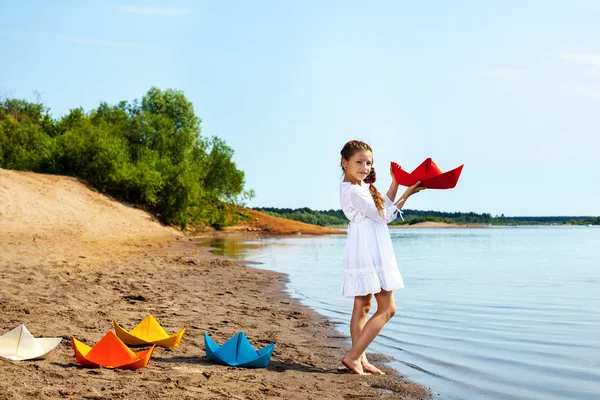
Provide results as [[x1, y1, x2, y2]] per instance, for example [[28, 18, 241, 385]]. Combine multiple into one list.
[[253, 207, 599, 227], [0, 88, 253, 229], [494, 216, 599, 226]]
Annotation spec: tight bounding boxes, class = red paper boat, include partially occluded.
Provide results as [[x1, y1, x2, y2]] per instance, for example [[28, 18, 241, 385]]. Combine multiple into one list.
[[391, 159, 463, 189]]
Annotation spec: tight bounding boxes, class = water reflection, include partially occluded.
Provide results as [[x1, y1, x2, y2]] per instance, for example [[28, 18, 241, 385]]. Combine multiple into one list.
[[196, 237, 267, 259], [196, 236, 294, 260]]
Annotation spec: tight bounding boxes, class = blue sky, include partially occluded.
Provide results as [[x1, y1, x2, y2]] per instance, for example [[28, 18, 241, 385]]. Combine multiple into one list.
[[1, 0, 599, 216]]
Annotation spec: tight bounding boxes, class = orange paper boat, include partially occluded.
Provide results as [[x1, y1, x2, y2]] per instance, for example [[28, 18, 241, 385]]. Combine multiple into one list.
[[72, 331, 154, 369], [114, 314, 186, 348], [391, 159, 463, 189]]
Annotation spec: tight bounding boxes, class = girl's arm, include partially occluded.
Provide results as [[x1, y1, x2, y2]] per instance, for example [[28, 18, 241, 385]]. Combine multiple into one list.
[[394, 181, 425, 210], [386, 180, 399, 204]]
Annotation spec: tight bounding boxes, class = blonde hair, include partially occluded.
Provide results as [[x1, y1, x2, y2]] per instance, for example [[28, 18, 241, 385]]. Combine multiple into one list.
[[340, 140, 384, 215]]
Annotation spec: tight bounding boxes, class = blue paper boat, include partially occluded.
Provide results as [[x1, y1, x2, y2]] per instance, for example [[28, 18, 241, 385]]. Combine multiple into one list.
[[204, 332, 275, 368]]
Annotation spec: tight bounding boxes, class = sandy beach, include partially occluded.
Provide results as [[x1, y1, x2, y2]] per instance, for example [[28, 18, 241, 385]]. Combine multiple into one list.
[[0, 169, 431, 400]]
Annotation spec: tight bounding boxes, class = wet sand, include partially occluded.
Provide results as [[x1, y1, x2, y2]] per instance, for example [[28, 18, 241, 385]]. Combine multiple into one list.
[[0, 169, 431, 399]]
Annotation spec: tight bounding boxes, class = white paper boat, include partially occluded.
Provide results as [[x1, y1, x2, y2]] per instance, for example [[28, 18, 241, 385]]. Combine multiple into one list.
[[0, 324, 62, 361]]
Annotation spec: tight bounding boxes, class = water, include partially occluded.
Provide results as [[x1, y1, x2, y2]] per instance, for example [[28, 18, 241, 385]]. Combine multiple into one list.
[[198, 227, 600, 400]]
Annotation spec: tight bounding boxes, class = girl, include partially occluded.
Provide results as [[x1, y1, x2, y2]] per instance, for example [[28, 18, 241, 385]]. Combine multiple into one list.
[[339, 140, 424, 375]]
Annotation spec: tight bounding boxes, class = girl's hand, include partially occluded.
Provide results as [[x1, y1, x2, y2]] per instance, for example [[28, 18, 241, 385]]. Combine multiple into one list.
[[390, 162, 399, 181]]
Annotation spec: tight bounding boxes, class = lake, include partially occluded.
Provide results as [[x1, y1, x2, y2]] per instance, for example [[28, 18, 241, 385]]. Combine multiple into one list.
[[199, 226, 600, 400]]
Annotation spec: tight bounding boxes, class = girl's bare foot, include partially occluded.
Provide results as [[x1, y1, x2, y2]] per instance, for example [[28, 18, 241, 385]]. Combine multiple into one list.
[[342, 354, 366, 375], [361, 359, 386, 375]]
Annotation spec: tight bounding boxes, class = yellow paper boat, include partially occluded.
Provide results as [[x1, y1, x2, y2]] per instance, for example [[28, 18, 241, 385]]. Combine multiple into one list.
[[114, 314, 186, 348]]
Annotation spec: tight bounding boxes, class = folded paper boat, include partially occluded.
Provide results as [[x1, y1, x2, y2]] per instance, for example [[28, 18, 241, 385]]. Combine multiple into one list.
[[204, 332, 275, 368], [114, 314, 186, 348], [72, 331, 154, 369], [391, 158, 463, 189], [0, 324, 62, 361]]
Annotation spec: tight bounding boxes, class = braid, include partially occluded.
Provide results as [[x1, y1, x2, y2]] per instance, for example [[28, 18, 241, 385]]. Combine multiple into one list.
[[340, 140, 385, 215], [364, 168, 385, 215]]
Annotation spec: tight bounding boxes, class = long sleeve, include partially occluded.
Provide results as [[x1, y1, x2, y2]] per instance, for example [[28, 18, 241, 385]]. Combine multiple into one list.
[[383, 194, 404, 223], [341, 184, 401, 224]]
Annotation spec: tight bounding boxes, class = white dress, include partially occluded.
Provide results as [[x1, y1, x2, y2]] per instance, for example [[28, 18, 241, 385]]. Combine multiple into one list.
[[340, 182, 405, 297]]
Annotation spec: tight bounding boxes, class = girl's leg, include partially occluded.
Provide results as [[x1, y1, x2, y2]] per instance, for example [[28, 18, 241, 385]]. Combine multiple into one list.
[[342, 290, 396, 374], [345, 295, 372, 375], [349, 295, 385, 375], [350, 294, 372, 346]]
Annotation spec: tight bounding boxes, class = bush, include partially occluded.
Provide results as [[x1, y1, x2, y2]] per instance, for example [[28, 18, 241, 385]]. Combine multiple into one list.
[[0, 88, 253, 230]]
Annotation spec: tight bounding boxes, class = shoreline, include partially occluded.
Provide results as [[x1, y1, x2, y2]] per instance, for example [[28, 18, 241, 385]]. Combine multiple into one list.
[[195, 236, 433, 398], [0, 169, 431, 399], [195, 233, 436, 386]]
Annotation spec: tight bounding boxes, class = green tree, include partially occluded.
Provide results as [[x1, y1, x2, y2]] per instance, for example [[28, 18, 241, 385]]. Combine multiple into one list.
[[0, 88, 254, 230]]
